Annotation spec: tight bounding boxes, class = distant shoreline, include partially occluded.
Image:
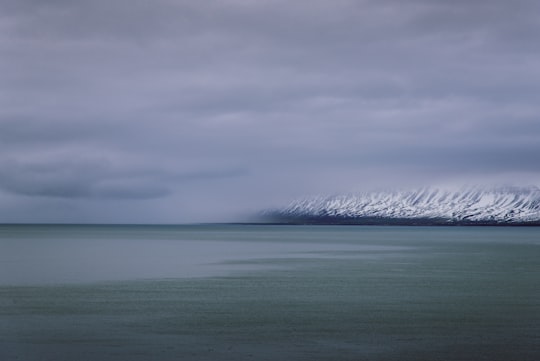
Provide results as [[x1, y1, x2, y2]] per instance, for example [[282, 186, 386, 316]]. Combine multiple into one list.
[[1, 221, 540, 227], [247, 216, 540, 226]]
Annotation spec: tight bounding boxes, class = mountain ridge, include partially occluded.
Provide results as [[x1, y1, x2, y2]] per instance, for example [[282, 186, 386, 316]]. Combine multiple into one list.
[[260, 185, 540, 225]]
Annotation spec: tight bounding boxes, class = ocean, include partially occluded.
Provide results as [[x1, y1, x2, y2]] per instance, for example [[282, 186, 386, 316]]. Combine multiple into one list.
[[1, 224, 539, 360]]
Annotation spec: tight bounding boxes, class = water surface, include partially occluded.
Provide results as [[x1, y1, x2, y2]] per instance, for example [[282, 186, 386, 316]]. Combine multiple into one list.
[[1, 225, 539, 360]]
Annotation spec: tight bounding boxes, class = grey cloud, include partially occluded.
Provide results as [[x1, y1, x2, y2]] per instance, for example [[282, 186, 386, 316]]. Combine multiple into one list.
[[0, 118, 107, 146], [1, 0, 540, 222], [0, 158, 162, 199], [0, 157, 245, 200], [0, 170, 95, 199]]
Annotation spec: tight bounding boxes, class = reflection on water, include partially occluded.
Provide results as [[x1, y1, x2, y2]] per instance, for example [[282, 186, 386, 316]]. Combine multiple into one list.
[[0, 225, 414, 285]]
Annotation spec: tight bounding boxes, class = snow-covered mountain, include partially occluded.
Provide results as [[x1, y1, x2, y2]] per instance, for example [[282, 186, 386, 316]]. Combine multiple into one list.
[[263, 186, 540, 225]]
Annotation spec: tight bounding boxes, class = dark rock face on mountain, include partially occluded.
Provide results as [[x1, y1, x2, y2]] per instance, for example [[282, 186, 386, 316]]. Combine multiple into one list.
[[261, 186, 540, 225]]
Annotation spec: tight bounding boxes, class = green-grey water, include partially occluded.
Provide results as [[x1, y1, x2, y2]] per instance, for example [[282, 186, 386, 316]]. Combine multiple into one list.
[[1, 225, 539, 360]]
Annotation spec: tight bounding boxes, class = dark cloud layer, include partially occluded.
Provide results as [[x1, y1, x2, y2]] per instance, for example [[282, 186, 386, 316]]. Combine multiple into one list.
[[1, 0, 540, 222]]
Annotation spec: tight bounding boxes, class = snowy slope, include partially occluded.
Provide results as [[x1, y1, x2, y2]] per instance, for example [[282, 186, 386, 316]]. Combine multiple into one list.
[[268, 186, 540, 224]]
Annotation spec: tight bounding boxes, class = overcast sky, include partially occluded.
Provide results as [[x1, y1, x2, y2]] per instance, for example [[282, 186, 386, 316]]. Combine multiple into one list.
[[1, 0, 540, 223]]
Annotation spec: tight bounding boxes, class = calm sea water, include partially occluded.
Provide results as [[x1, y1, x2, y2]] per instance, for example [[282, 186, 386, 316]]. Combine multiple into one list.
[[1, 224, 539, 360]]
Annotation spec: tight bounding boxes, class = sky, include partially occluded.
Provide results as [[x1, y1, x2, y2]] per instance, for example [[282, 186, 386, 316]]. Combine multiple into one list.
[[1, 0, 540, 223]]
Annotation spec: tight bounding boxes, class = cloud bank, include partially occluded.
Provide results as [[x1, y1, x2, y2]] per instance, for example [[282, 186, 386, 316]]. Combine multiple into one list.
[[1, 0, 540, 222]]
